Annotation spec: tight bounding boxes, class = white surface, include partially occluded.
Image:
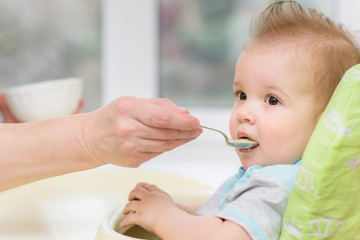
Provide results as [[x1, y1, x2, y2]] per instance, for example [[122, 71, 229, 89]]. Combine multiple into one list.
[[95, 190, 211, 240], [0, 170, 212, 240], [138, 137, 240, 190]]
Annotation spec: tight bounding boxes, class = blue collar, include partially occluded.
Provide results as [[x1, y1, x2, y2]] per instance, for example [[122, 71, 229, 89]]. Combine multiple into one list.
[[240, 158, 302, 173]]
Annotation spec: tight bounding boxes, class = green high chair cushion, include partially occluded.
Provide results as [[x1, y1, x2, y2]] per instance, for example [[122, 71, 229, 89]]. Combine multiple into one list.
[[279, 64, 360, 239]]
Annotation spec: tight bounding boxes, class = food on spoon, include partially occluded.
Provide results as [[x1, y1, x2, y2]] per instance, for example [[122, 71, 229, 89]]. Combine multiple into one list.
[[226, 138, 258, 150]]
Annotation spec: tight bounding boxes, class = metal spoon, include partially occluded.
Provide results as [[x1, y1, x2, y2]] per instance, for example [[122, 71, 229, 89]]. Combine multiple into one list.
[[200, 125, 258, 150]]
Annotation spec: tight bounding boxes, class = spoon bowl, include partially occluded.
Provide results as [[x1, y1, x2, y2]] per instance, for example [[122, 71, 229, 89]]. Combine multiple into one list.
[[200, 125, 258, 150]]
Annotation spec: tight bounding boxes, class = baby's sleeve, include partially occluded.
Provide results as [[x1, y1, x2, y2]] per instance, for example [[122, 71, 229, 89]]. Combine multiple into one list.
[[197, 164, 299, 240], [217, 174, 291, 240]]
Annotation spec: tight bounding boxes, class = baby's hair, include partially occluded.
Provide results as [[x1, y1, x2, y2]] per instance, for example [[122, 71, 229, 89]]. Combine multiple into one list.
[[250, 0, 360, 112]]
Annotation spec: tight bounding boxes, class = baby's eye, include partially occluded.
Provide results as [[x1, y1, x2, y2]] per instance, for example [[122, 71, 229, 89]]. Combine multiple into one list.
[[266, 96, 280, 105], [235, 92, 247, 101]]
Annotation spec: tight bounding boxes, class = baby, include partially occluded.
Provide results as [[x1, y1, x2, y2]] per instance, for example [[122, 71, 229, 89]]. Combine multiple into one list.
[[121, 1, 360, 239]]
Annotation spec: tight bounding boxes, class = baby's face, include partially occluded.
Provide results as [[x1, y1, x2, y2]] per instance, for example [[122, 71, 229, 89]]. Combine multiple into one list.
[[230, 41, 322, 170]]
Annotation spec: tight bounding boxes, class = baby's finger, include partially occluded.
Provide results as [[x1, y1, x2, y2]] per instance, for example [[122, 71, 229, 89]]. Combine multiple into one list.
[[120, 212, 137, 228], [135, 182, 150, 188], [135, 182, 159, 192], [142, 183, 161, 192], [123, 201, 139, 215], [128, 186, 148, 201]]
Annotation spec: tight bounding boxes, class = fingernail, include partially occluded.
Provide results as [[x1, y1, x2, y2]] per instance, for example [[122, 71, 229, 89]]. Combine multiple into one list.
[[177, 106, 190, 113], [193, 131, 202, 138]]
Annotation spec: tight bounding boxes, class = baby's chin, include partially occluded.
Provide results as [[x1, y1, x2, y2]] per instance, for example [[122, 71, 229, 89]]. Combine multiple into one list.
[[238, 154, 290, 170], [238, 157, 263, 170]]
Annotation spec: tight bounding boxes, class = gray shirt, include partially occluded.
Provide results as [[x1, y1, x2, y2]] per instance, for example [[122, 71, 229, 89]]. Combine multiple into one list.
[[197, 161, 301, 240]]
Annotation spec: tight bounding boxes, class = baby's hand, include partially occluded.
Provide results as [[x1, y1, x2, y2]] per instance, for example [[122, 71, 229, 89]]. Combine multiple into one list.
[[121, 182, 177, 233]]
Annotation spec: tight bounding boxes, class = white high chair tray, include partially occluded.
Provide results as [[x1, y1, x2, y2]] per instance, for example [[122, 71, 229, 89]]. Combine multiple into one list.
[[0, 169, 212, 240]]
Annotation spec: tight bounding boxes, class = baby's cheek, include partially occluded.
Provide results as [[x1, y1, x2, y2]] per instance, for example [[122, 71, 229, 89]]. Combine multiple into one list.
[[261, 132, 295, 163], [229, 117, 237, 139]]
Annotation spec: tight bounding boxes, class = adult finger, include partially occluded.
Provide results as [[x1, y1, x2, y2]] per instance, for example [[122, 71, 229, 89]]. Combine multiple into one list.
[[148, 98, 190, 114], [121, 115, 202, 141], [138, 126, 203, 141], [120, 137, 198, 158], [129, 98, 200, 130]]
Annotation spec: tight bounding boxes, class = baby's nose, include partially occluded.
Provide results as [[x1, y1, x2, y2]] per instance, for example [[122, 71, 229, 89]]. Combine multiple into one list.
[[236, 107, 255, 124]]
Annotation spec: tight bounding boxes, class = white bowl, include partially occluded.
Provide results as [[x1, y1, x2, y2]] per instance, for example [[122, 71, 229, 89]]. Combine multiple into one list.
[[2, 78, 83, 122], [95, 190, 211, 240]]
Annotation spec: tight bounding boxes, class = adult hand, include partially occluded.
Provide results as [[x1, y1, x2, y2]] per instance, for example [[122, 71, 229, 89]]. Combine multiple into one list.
[[0, 96, 201, 191], [80, 96, 202, 167], [0, 94, 85, 123]]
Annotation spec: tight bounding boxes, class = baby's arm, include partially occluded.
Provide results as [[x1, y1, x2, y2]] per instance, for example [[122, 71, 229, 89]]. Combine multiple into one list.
[[121, 182, 251, 240]]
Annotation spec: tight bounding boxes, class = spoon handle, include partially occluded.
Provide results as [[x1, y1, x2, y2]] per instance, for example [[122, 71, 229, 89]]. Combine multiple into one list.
[[200, 125, 230, 140]]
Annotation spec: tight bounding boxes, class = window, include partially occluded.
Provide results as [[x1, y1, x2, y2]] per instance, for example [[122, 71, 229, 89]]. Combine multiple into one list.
[[0, 0, 101, 112], [160, 0, 268, 107]]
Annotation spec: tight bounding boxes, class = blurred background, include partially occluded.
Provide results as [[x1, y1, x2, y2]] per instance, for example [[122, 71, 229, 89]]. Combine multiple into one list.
[[0, 0, 358, 186], [0, 0, 100, 112]]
